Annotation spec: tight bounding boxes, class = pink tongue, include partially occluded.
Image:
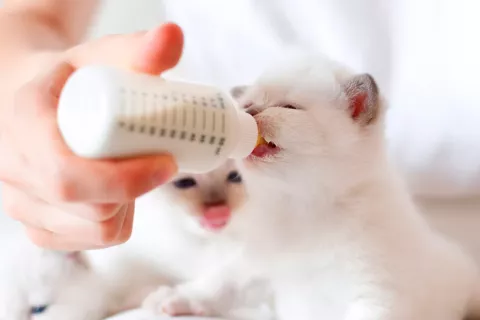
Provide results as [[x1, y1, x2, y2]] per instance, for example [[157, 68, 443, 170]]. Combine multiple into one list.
[[251, 144, 270, 157], [201, 205, 231, 231]]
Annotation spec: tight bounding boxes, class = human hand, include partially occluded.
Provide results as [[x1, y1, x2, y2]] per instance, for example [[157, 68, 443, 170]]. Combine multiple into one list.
[[0, 23, 183, 250]]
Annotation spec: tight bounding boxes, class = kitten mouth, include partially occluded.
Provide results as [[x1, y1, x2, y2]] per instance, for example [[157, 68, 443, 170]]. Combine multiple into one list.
[[250, 136, 280, 158], [200, 205, 231, 231]]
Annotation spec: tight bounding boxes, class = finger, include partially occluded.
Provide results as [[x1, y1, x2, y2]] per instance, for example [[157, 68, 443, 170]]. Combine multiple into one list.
[[3, 185, 128, 245], [37, 153, 177, 203], [25, 226, 111, 251], [11, 60, 75, 134], [58, 202, 123, 222], [66, 23, 183, 74], [2, 165, 125, 223], [30, 60, 76, 99], [66, 31, 146, 68], [115, 202, 135, 244], [132, 22, 184, 75]]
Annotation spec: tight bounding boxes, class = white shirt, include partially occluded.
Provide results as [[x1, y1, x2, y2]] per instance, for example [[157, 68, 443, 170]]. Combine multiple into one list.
[[89, 0, 480, 197]]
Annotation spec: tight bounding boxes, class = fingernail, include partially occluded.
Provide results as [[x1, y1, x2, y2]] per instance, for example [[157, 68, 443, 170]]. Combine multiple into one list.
[[151, 156, 177, 187]]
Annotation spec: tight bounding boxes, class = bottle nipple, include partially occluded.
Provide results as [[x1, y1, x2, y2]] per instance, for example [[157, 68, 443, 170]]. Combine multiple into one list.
[[256, 135, 267, 147]]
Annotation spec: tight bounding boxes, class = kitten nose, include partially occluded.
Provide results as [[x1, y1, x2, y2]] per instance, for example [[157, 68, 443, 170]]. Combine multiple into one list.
[[204, 200, 226, 207], [204, 190, 226, 206]]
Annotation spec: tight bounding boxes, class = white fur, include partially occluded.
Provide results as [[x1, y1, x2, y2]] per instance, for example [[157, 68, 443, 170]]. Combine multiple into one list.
[[151, 52, 480, 320], [0, 224, 110, 320]]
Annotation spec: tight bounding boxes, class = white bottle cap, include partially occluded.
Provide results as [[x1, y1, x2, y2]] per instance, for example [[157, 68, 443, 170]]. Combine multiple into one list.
[[230, 111, 258, 159]]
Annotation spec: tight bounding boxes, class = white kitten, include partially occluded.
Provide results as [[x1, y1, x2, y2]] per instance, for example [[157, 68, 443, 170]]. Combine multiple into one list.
[[147, 52, 480, 320], [85, 160, 273, 318], [0, 225, 110, 320]]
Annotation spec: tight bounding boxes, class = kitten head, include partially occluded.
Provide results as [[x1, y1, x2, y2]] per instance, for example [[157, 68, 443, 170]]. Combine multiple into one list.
[[0, 241, 91, 320], [28, 251, 90, 319], [162, 159, 247, 234], [231, 52, 386, 191]]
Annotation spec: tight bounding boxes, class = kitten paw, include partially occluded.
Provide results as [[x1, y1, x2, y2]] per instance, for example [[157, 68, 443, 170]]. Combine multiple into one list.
[[142, 285, 212, 317]]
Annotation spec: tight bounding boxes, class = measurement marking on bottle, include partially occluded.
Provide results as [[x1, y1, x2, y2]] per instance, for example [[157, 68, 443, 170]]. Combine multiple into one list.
[[193, 108, 197, 129], [173, 108, 177, 126], [209, 136, 216, 145], [216, 136, 225, 156], [162, 100, 167, 125], [212, 112, 216, 131], [170, 129, 176, 138], [160, 128, 166, 137], [152, 94, 157, 122], [218, 96, 225, 109], [222, 113, 225, 134], [203, 110, 206, 130], [140, 92, 147, 133], [130, 91, 137, 131], [200, 134, 206, 143], [150, 127, 156, 135], [190, 133, 196, 142], [180, 131, 186, 140], [183, 107, 187, 127]]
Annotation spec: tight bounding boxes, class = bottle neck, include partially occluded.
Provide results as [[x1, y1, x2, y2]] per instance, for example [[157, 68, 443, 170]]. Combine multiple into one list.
[[229, 111, 258, 159]]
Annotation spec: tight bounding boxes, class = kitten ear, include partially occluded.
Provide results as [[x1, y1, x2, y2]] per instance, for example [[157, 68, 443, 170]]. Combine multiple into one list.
[[342, 73, 380, 125], [230, 85, 249, 100]]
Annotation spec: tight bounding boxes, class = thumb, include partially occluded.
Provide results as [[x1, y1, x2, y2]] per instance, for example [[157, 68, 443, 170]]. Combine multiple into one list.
[[66, 23, 183, 75], [132, 22, 184, 75], [31, 60, 76, 99]]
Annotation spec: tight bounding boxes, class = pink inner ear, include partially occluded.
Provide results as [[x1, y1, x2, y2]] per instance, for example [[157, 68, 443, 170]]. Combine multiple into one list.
[[350, 92, 367, 119]]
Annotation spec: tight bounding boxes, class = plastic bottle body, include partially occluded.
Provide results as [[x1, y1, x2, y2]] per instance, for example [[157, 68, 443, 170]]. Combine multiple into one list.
[[57, 66, 258, 173]]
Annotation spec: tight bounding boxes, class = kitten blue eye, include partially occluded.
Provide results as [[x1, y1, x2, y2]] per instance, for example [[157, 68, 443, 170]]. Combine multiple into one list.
[[30, 305, 48, 315], [173, 178, 197, 189], [227, 171, 242, 183]]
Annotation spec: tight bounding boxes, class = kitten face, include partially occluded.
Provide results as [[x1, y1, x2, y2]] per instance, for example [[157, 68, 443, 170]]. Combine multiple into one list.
[[162, 159, 247, 233], [0, 247, 90, 320], [231, 53, 384, 184]]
